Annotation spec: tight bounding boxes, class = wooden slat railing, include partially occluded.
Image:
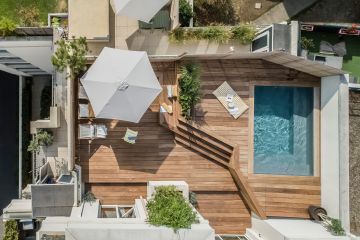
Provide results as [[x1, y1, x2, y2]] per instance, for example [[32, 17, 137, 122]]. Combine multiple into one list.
[[159, 93, 266, 219]]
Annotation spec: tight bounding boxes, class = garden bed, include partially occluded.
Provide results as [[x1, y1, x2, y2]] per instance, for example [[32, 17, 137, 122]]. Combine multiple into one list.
[[193, 0, 282, 26], [0, 0, 67, 25]]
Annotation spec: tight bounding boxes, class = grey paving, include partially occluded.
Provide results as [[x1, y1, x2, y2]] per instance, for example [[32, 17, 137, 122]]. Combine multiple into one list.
[[0, 71, 19, 215], [254, 0, 319, 25]]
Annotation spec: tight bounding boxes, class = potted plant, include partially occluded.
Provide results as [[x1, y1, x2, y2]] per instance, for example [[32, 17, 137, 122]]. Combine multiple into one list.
[[178, 63, 201, 120], [179, 0, 194, 27], [146, 186, 197, 231], [300, 36, 315, 57]]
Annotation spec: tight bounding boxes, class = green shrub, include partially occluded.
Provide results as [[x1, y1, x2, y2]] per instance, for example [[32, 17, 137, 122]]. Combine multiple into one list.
[[52, 36, 88, 80], [201, 26, 230, 43], [169, 24, 255, 44], [18, 6, 42, 27], [179, 0, 194, 27], [300, 36, 315, 50], [328, 218, 345, 236], [27, 129, 54, 153], [40, 86, 52, 119], [169, 27, 187, 42], [3, 220, 19, 240], [146, 186, 197, 230], [0, 17, 16, 37], [231, 25, 255, 44], [179, 63, 201, 119]]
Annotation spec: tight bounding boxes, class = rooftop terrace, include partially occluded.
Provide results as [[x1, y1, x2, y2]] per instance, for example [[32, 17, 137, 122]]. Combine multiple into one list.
[[76, 58, 322, 234]]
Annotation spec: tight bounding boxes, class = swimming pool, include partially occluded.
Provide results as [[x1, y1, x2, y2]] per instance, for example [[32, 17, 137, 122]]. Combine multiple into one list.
[[254, 86, 314, 176]]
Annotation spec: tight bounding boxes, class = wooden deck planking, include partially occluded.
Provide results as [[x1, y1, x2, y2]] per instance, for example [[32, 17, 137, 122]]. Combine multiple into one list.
[[77, 59, 322, 234]]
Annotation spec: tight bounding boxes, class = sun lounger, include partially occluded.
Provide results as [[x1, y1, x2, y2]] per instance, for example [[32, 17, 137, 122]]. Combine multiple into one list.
[[123, 128, 138, 144], [95, 124, 107, 139], [78, 85, 89, 100], [79, 124, 95, 139], [79, 124, 108, 139], [212, 81, 249, 119], [79, 104, 90, 118]]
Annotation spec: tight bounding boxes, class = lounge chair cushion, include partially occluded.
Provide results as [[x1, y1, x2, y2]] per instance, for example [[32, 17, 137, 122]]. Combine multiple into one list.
[[123, 128, 138, 144], [213, 81, 249, 119]]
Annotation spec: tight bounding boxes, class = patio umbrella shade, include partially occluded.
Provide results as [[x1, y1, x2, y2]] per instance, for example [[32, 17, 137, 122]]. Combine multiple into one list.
[[111, 0, 170, 23], [81, 47, 162, 123]]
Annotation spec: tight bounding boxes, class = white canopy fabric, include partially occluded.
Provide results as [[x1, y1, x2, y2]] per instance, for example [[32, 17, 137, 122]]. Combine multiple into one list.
[[81, 47, 162, 123], [111, 0, 170, 23]]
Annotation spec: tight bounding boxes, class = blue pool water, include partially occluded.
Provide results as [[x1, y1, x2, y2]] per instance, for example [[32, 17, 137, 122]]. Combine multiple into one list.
[[254, 86, 314, 176]]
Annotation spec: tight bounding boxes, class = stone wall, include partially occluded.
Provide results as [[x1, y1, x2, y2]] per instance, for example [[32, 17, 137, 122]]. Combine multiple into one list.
[[349, 90, 360, 235]]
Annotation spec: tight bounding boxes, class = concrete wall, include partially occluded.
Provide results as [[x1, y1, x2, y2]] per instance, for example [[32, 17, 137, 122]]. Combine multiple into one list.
[[320, 75, 349, 230], [126, 29, 250, 55]]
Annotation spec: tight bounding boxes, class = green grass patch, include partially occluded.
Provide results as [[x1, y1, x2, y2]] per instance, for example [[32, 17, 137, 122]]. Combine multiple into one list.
[[0, 0, 64, 25], [302, 31, 360, 79]]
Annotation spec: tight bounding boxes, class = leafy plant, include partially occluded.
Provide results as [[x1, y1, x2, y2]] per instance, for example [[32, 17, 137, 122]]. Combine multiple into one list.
[[51, 17, 61, 27], [169, 25, 255, 44], [179, 0, 194, 27], [179, 63, 201, 119], [300, 36, 315, 50], [0, 17, 16, 37], [27, 129, 54, 153], [318, 213, 345, 236], [83, 191, 96, 203], [3, 220, 19, 240], [201, 26, 230, 43], [328, 218, 345, 236], [18, 6, 42, 27], [37, 130, 54, 146], [146, 186, 197, 230], [52, 36, 88, 80], [231, 25, 256, 44]]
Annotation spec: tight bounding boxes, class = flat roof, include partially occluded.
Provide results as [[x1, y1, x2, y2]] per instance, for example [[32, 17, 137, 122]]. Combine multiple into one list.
[[149, 51, 345, 77]]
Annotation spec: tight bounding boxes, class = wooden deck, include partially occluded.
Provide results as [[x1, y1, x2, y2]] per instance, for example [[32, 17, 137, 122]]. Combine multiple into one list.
[[77, 59, 321, 234]]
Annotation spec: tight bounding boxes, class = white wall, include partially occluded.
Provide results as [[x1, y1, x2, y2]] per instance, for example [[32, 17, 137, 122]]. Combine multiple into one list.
[[320, 75, 349, 230], [0, 40, 53, 73]]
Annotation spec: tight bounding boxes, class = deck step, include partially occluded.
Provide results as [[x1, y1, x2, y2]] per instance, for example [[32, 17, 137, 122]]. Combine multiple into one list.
[[175, 135, 230, 167], [176, 129, 231, 162], [177, 124, 233, 156]]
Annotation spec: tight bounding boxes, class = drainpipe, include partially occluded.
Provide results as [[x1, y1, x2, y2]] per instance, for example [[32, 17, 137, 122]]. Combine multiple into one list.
[[67, 68, 75, 172], [18, 75, 23, 198]]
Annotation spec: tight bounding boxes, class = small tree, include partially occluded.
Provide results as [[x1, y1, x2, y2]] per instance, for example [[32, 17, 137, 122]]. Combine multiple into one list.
[[179, 0, 194, 27], [3, 220, 19, 240], [0, 17, 16, 37], [52, 36, 88, 80]]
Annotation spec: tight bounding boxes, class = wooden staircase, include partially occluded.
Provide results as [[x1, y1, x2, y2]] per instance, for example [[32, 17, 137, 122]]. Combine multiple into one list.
[[159, 88, 266, 219]]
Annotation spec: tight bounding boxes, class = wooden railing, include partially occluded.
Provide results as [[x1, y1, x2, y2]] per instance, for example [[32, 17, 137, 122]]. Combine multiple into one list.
[[159, 88, 267, 219]]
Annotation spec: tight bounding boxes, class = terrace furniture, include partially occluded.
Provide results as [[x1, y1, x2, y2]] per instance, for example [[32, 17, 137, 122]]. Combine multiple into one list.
[[78, 85, 89, 100], [320, 41, 347, 57], [212, 81, 249, 119], [123, 128, 138, 144], [79, 124, 108, 140], [79, 124, 95, 139], [95, 124, 108, 139], [79, 104, 90, 118]]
